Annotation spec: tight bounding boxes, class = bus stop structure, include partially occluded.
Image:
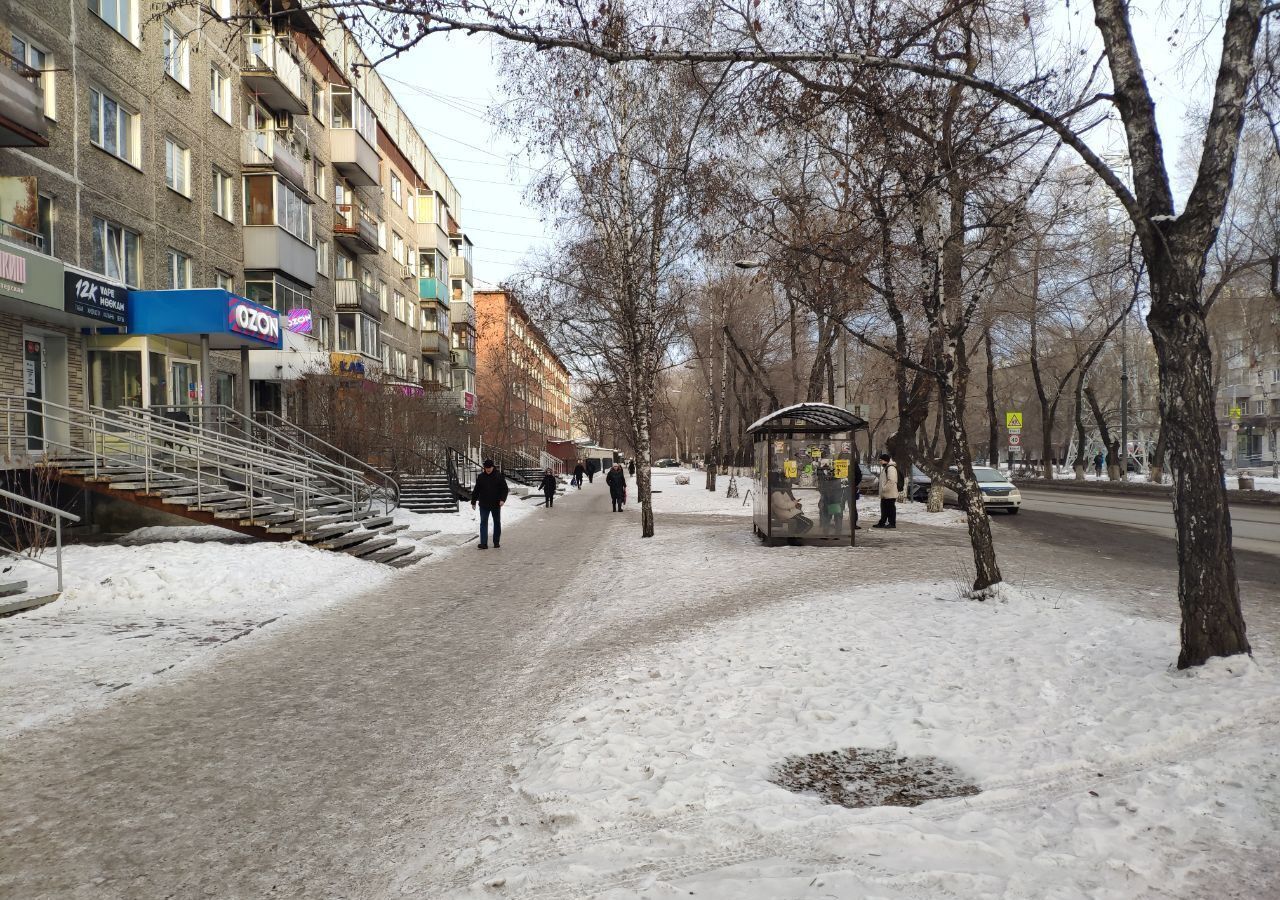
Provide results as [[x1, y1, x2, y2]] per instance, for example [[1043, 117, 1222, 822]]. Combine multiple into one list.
[[748, 403, 869, 546]]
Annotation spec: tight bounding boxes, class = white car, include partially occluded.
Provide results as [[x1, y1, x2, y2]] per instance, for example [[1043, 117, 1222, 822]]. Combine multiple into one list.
[[942, 466, 1022, 514]]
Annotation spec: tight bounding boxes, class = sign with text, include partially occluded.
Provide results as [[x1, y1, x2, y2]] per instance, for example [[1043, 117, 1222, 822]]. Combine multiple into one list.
[[330, 353, 366, 378], [285, 307, 313, 334], [834, 459, 850, 479], [1008, 433, 1022, 447], [783, 459, 798, 479], [227, 296, 281, 344], [64, 271, 128, 325], [1005, 411, 1023, 429]]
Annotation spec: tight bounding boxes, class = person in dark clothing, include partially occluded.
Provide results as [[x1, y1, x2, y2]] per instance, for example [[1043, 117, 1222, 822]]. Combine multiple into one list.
[[627, 459, 636, 476], [605, 463, 627, 512], [587, 462, 596, 484], [572, 462, 585, 488], [539, 469, 558, 508], [1093, 451, 1104, 477], [470, 460, 509, 548], [852, 460, 864, 529], [815, 465, 846, 535]]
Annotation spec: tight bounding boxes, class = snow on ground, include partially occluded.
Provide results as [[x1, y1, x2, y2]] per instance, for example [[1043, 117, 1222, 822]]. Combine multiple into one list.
[[649, 468, 970, 527], [468, 582, 1280, 898], [1049, 469, 1280, 493], [0, 498, 539, 739]]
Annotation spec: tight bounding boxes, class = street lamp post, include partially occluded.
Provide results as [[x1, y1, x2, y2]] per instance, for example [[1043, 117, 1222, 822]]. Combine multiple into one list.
[[1120, 311, 1129, 481]]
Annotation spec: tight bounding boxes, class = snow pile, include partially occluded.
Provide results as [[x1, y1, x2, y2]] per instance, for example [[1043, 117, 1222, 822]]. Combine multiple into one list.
[[467, 582, 1280, 897]]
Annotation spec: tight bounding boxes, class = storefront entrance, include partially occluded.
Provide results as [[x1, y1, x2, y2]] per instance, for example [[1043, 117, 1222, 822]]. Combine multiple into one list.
[[23, 336, 43, 452], [20, 328, 69, 454]]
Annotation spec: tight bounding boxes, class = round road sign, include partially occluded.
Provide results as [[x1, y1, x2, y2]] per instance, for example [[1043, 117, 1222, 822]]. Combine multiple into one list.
[[1008, 434, 1022, 447]]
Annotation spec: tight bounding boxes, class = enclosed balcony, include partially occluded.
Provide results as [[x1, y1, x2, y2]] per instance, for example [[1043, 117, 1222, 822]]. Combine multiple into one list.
[[334, 204, 379, 255], [420, 330, 450, 357], [0, 50, 48, 147], [418, 277, 449, 303], [335, 278, 383, 317], [448, 252, 473, 285], [241, 129, 307, 194], [330, 86, 379, 186], [242, 32, 308, 115], [450, 347, 475, 371]]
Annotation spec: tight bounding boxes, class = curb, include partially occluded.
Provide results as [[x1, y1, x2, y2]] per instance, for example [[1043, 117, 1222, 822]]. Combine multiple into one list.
[[1012, 478, 1280, 507]]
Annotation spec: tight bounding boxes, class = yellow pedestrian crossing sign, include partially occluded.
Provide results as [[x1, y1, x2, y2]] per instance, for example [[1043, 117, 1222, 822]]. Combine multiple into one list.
[[1006, 412, 1023, 429]]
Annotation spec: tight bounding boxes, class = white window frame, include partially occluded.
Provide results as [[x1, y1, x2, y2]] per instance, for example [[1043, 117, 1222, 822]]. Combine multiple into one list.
[[167, 248, 192, 289], [209, 65, 232, 122], [209, 0, 231, 18], [164, 136, 191, 197], [162, 20, 190, 89], [390, 174, 402, 206], [317, 239, 331, 278], [212, 166, 233, 221], [378, 279, 388, 313], [11, 33, 56, 120], [392, 231, 405, 265], [393, 291, 406, 323], [214, 270, 234, 292], [89, 0, 138, 43], [89, 86, 138, 166], [91, 216, 140, 287]]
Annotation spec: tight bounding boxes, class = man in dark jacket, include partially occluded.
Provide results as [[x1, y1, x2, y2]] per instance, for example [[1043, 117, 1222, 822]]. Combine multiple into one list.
[[539, 469, 558, 508], [471, 460, 509, 548], [572, 462, 585, 489], [605, 463, 627, 512]]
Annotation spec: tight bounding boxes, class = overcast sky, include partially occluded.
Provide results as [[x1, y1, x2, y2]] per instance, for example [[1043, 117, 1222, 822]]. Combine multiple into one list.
[[376, 3, 1229, 289]]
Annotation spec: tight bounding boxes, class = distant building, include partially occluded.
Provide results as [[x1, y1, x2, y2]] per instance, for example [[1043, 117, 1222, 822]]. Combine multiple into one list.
[[474, 289, 571, 453]]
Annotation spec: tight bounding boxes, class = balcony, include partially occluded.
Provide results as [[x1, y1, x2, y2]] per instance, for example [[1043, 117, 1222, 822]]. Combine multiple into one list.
[[414, 220, 452, 259], [331, 128, 379, 187], [242, 225, 317, 287], [418, 277, 449, 303], [242, 33, 308, 115], [421, 330, 450, 356], [448, 253, 473, 284], [241, 130, 307, 194], [450, 347, 475, 371], [335, 278, 383, 317], [0, 51, 48, 147], [334, 204, 379, 255]]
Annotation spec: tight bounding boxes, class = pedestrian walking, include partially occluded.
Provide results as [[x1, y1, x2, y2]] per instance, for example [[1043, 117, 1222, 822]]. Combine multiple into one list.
[[1093, 451, 1104, 477], [587, 462, 596, 484], [816, 464, 845, 535], [873, 452, 898, 529], [606, 462, 627, 512], [539, 468, 558, 508], [470, 459, 509, 549], [628, 459, 636, 476], [572, 462, 585, 489]]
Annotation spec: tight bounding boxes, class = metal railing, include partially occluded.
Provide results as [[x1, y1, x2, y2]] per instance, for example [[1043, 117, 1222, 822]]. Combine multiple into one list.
[[0, 486, 79, 592], [2, 395, 373, 534], [253, 410, 402, 509]]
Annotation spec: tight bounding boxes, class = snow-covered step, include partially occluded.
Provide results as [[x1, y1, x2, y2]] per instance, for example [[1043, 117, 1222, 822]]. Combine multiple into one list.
[[362, 543, 416, 565], [345, 536, 397, 558]]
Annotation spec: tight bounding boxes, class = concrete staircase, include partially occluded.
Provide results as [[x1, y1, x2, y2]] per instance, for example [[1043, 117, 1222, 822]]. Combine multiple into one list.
[[4, 398, 422, 568], [395, 473, 458, 514]]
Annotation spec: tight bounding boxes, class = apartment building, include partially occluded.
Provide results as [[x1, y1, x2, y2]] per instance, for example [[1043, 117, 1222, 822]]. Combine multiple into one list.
[[1217, 324, 1280, 469], [474, 289, 571, 453], [0, 0, 476, 459]]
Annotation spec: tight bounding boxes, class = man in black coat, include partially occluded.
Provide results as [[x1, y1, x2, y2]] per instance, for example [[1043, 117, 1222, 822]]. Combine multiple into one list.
[[605, 463, 627, 512], [539, 469, 558, 508], [471, 460, 509, 548]]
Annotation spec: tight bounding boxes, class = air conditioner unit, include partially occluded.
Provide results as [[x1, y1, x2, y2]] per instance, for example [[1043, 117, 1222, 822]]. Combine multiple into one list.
[[400, 264, 414, 279], [275, 111, 294, 131]]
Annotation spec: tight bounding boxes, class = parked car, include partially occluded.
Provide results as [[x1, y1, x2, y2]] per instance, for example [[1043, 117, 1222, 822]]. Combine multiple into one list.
[[654, 458, 680, 468], [942, 465, 1022, 514]]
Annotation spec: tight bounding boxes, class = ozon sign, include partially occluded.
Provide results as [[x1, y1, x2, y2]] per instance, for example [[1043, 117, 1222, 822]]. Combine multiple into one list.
[[227, 297, 281, 345]]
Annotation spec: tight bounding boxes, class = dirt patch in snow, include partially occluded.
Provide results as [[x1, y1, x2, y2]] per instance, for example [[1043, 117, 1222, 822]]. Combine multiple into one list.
[[770, 746, 980, 808]]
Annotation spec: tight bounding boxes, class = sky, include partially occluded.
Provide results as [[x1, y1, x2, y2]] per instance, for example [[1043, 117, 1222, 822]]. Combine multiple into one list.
[[372, 2, 1232, 290], [379, 35, 553, 289]]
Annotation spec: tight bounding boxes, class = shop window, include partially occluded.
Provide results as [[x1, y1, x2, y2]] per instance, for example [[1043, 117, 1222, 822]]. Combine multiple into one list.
[[165, 137, 190, 197], [89, 0, 137, 43], [167, 249, 191, 289], [162, 21, 189, 89], [89, 86, 138, 165], [91, 216, 140, 286], [11, 33, 55, 119], [213, 372, 235, 406], [209, 66, 231, 122], [212, 166, 233, 221], [89, 350, 142, 409]]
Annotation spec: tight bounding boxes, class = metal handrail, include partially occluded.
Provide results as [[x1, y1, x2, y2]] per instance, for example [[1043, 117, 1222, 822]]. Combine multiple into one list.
[[0, 487, 80, 593], [2, 396, 369, 530], [252, 410, 401, 509]]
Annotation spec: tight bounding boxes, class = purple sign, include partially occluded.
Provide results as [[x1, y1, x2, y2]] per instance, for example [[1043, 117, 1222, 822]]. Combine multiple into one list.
[[285, 307, 313, 334]]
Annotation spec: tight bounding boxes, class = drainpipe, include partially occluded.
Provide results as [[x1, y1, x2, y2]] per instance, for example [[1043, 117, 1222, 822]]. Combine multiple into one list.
[[200, 334, 212, 415]]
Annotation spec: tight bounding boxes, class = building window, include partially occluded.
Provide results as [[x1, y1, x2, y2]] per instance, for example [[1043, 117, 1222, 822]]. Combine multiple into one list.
[[375, 218, 386, 249], [89, 86, 138, 165], [244, 273, 311, 312], [312, 160, 327, 199], [37, 195, 54, 255], [317, 314, 332, 349], [377, 278, 387, 312], [336, 253, 354, 280], [407, 302, 416, 329], [212, 166, 233, 220], [164, 137, 191, 196], [11, 34, 55, 119], [311, 79, 327, 125], [214, 270, 234, 291], [91, 216, 140, 286], [393, 291, 406, 322], [89, 0, 136, 42], [243, 174, 312, 245], [162, 21, 190, 88], [392, 231, 405, 265], [167, 249, 191, 289], [209, 0, 231, 17], [317, 239, 331, 278], [209, 66, 231, 122], [390, 174, 402, 206]]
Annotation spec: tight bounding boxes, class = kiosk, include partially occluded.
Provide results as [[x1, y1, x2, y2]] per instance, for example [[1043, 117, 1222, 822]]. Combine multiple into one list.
[[748, 403, 868, 546]]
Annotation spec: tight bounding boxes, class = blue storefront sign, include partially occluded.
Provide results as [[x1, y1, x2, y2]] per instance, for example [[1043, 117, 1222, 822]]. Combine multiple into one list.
[[127, 289, 282, 349], [64, 270, 128, 325]]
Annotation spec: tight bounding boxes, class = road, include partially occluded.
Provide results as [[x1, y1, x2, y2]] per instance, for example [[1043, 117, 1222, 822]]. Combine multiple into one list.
[[1016, 487, 1280, 557]]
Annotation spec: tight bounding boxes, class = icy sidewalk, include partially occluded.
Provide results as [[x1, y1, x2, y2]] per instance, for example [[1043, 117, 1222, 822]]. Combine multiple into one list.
[[0, 502, 534, 739], [454, 556, 1279, 896]]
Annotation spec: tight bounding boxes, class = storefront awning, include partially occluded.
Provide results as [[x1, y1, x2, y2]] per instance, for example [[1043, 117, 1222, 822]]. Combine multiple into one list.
[[127, 289, 283, 349]]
